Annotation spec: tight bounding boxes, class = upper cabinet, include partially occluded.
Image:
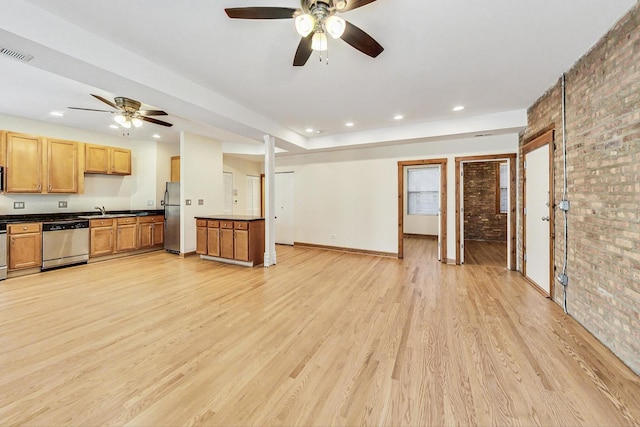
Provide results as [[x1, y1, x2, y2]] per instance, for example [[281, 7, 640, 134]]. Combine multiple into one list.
[[6, 133, 42, 193], [85, 144, 131, 175], [4, 133, 84, 194]]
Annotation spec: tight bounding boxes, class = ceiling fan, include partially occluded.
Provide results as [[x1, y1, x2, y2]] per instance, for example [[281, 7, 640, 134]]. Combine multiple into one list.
[[69, 94, 173, 128], [225, 0, 383, 66]]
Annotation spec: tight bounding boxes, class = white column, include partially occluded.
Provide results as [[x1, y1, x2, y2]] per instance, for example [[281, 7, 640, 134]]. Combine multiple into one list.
[[264, 135, 277, 267]]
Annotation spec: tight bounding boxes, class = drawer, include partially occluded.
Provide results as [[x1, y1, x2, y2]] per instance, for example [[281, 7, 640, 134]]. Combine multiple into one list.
[[117, 217, 137, 225], [90, 218, 114, 227], [196, 219, 207, 227], [8, 223, 42, 234], [207, 220, 220, 228], [234, 221, 248, 230], [220, 221, 234, 229], [138, 215, 164, 224]]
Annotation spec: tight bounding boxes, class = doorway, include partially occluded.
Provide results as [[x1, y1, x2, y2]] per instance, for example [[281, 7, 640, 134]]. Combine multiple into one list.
[[455, 154, 517, 270], [523, 130, 554, 296], [275, 172, 294, 245], [397, 159, 447, 261]]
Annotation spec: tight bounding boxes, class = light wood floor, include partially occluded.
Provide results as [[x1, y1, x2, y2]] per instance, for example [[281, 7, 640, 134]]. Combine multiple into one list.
[[1, 237, 639, 426], [464, 239, 507, 267]]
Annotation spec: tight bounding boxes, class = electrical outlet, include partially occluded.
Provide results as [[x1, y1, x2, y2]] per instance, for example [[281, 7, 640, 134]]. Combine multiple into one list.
[[558, 200, 570, 211], [13, 202, 25, 209], [185, 199, 192, 206], [146, 200, 154, 206], [198, 199, 204, 205], [58, 201, 68, 208]]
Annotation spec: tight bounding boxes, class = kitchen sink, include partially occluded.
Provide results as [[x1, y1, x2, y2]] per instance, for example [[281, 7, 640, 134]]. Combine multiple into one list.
[[77, 214, 134, 219]]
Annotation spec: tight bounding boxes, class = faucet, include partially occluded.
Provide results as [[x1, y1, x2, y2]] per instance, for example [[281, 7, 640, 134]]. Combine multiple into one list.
[[94, 206, 106, 215]]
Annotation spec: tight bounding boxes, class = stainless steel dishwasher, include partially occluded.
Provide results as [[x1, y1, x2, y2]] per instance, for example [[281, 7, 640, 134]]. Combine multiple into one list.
[[0, 223, 6, 280], [42, 219, 89, 270]]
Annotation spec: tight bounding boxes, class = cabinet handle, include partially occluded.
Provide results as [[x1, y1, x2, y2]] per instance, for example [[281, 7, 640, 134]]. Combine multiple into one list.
[[48, 185, 52, 191], [37, 184, 41, 191]]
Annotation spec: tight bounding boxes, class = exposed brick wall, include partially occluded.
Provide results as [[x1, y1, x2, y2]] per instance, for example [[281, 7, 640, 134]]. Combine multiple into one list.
[[463, 162, 507, 241], [519, 3, 640, 374]]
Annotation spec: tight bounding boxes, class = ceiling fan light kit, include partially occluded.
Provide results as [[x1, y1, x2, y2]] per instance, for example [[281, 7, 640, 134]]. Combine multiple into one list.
[[69, 94, 173, 128], [225, 0, 383, 66]]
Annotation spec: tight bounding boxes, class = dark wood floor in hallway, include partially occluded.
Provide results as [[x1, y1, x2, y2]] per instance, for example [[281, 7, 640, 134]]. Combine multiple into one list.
[[1, 237, 639, 426]]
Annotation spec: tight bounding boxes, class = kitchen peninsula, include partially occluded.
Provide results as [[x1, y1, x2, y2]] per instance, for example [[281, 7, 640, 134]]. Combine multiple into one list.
[[195, 215, 264, 267]]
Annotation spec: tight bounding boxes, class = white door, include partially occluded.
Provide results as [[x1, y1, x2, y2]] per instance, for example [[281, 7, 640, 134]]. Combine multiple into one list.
[[525, 145, 551, 294], [275, 172, 294, 245]]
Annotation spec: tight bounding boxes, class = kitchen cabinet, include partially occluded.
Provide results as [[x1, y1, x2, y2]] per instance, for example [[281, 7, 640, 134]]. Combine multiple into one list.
[[89, 218, 115, 257], [4, 132, 82, 194], [8, 223, 42, 270], [196, 219, 208, 255], [6, 133, 42, 193], [85, 143, 131, 175], [47, 139, 80, 193], [138, 215, 164, 249], [207, 220, 220, 257], [195, 216, 264, 267], [115, 217, 138, 252]]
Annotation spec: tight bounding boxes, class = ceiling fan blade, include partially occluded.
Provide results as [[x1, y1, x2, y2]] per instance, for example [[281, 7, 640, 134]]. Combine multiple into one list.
[[339, 0, 377, 12], [140, 116, 173, 127], [91, 94, 118, 109], [293, 34, 313, 66], [225, 7, 297, 19], [341, 21, 384, 58], [68, 107, 113, 113], [138, 109, 168, 116]]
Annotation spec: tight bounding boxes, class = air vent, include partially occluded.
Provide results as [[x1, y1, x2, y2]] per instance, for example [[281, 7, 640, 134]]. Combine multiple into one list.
[[0, 47, 34, 62]]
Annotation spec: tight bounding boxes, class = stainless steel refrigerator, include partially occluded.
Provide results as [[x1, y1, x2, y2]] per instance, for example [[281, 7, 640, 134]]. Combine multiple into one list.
[[164, 182, 180, 254]]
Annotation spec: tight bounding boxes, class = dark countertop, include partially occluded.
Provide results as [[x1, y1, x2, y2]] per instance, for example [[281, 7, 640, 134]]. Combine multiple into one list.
[[0, 209, 164, 226], [196, 215, 264, 221]]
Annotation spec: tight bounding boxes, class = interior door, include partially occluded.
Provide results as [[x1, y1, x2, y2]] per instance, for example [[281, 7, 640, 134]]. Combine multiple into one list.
[[275, 172, 294, 245], [524, 145, 551, 294], [459, 163, 465, 264]]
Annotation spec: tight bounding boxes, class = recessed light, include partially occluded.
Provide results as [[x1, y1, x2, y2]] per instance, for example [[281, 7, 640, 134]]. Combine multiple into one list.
[[453, 106, 465, 112], [49, 111, 64, 117], [305, 128, 314, 133], [394, 114, 404, 120], [152, 134, 161, 139], [345, 122, 354, 127]]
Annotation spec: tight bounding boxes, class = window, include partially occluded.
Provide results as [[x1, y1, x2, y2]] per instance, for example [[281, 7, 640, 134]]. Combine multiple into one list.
[[497, 163, 508, 214], [407, 166, 440, 215]]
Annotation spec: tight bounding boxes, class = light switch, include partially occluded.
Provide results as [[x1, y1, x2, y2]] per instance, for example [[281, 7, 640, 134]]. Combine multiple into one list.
[[186, 199, 192, 205]]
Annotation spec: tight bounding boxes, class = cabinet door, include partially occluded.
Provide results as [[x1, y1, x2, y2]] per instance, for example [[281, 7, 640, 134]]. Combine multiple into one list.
[[138, 222, 153, 249], [170, 156, 180, 182], [9, 233, 42, 269], [153, 222, 164, 246], [196, 226, 208, 254], [90, 227, 114, 257], [207, 227, 220, 257], [85, 144, 109, 173], [47, 139, 78, 193], [220, 229, 234, 259], [111, 148, 131, 175], [234, 230, 249, 261], [116, 224, 138, 252], [6, 133, 42, 193]]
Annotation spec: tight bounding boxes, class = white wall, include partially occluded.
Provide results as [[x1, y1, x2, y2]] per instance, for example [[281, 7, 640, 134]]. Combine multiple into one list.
[[223, 155, 263, 216], [276, 134, 519, 257], [180, 132, 223, 253], [0, 113, 171, 214]]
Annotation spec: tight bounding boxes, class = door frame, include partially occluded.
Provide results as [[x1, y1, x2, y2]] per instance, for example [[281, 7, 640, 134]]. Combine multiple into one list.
[[455, 153, 517, 269], [522, 129, 555, 297], [397, 158, 448, 261]]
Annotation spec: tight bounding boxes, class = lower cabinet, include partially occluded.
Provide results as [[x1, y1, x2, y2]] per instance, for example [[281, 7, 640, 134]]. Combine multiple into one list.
[[8, 223, 42, 270], [195, 218, 264, 266], [138, 215, 164, 249], [115, 217, 138, 253], [90, 219, 115, 257]]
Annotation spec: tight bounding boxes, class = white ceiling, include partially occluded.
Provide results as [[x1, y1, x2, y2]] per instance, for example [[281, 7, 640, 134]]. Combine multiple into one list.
[[0, 0, 635, 153]]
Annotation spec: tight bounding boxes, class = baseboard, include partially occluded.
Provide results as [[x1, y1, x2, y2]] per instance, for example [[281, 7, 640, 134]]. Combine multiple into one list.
[[522, 274, 551, 298], [294, 242, 397, 258], [446, 258, 456, 265]]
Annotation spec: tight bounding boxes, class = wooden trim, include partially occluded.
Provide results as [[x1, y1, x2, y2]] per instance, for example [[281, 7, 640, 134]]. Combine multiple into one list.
[[522, 137, 555, 299], [523, 129, 554, 154], [455, 153, 517, 269], [397, 158, 448, 262], [523, 275, 551, 298], [260, 174, 265, 218], [294, 241, 397, 258]]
